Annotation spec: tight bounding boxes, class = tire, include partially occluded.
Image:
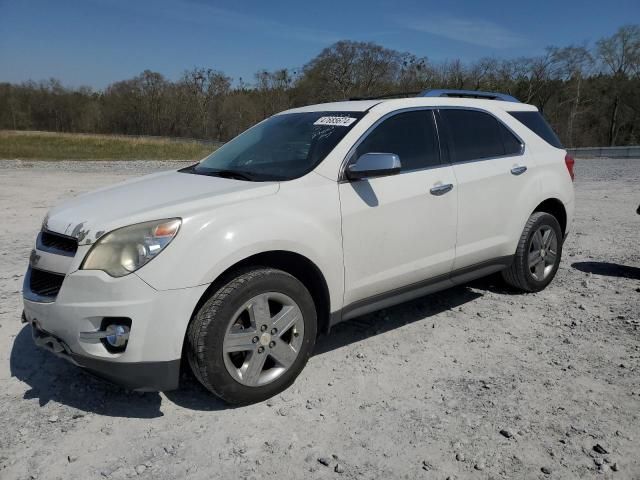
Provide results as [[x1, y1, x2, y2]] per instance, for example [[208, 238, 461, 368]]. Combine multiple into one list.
[[186, 267, 317, 405], [502, 212, 563, 292]]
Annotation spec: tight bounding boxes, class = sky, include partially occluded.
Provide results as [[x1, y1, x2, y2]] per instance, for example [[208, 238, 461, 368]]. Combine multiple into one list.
[[1, 0, 638, 89]]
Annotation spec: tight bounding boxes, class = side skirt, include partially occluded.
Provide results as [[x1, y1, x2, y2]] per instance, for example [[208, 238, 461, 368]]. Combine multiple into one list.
[[330, 255, 513, 327]]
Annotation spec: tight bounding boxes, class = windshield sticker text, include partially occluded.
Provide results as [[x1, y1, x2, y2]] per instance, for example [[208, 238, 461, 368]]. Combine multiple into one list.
[[313, 116, 357, 127]]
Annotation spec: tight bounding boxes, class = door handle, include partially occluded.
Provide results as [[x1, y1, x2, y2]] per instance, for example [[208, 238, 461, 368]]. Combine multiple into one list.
[[430, 183, 454, 196], [511, 165, 527, 176]]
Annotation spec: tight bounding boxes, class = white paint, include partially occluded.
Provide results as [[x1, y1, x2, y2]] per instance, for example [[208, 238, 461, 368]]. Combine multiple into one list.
[[22, 95, 575, 386]]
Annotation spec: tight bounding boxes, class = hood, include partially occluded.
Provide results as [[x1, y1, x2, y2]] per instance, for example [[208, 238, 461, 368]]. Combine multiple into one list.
[[43, 170, 279, 245]]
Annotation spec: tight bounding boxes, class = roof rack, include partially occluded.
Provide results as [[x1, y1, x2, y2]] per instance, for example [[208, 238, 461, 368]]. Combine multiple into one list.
[[348, 91, 421, 101], [421, 89, 520, 103]]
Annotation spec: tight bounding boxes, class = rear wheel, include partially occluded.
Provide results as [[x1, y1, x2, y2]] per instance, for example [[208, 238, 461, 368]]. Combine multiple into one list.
[[186, 268, 317, 404], [502, 212, 563, 292]]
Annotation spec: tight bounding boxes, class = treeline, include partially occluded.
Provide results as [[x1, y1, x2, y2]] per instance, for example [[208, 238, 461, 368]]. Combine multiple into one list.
[[1, 25, 639, 147]]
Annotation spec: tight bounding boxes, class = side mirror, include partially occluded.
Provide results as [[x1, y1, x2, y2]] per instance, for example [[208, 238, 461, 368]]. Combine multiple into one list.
[[346, 153, 401, 181]]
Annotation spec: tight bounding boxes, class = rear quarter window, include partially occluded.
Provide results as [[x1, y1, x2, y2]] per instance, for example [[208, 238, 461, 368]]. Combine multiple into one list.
[[508, 111, 563, 149]]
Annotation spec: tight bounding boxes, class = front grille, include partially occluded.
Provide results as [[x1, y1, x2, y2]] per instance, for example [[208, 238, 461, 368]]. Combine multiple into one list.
[[29, 268, 65, 297], [38, 230, 78, 255]]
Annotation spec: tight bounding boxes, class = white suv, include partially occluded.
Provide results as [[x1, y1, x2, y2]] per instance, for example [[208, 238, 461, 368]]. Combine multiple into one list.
[[22, 90, 575, 404]]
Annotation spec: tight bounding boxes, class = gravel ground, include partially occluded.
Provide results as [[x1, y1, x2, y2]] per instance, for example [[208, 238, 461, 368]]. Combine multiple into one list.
[[0, 158, 638, 480]]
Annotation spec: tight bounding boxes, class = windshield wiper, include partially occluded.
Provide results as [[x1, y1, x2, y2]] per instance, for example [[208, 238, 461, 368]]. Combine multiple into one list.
[[181, 166, 284, 181], [179, 163, 199, 173], [198, 169, 256, 181]]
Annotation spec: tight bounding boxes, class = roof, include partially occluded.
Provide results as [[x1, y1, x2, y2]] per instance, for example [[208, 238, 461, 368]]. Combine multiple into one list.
[[280, 100, 382, 114], [279, 97, 538, 115]]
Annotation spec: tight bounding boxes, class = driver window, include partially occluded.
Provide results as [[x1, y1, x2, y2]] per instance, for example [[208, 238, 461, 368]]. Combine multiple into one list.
[[355, 110, 440, 171]]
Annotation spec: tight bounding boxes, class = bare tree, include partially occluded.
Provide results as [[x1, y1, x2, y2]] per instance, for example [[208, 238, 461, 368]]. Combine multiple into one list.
[[180, 68, 231, 139], [299, 41, 406, 101], [254, 69, 296, 117], [597, 25, 640, 145], [550, 45, 593, 146]]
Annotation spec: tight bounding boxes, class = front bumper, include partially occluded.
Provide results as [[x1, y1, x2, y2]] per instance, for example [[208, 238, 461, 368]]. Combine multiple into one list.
[[22, 269, 208, 391], [28, 319, 180, 391]]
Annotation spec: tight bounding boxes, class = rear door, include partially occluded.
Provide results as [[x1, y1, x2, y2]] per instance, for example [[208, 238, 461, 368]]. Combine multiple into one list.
[[437, 108, 529, 270], [339, 109, 458, 306]]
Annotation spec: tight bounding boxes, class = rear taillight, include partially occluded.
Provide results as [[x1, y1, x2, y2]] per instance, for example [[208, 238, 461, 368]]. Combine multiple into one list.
[[564, 153, 575, 181]]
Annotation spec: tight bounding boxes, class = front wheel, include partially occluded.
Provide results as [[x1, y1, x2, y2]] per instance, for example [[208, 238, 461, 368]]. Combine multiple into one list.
[[186, 268, 317, 405], [502, 212, 563, 292]]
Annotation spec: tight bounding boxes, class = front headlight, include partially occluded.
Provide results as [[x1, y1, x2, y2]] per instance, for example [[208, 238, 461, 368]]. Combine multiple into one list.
[[81, 218, 181, 277]]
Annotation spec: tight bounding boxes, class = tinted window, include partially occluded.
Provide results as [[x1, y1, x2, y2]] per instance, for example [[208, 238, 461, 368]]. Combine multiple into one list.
[[508, 111, 563, 148], [355, 111, 440, 171], [500, 124, 524, 155], [439, 109, 522, 162], [190, 111, 365, 181]]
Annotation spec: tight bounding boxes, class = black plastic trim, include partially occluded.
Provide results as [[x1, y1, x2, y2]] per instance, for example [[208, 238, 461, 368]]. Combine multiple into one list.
[[23, 266, 65, 303], [37, 230, 78, 257], [30, 324, 180, 391], [330, 256, 513, 327], [74, 355, 181, 392]]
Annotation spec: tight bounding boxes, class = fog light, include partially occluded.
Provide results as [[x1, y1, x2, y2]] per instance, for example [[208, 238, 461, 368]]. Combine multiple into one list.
[[105, 324, 130, 347]]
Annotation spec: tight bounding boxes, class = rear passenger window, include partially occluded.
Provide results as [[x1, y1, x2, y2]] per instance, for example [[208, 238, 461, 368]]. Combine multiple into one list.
[[439, 109, 522, 162], [355, 110, 440, 171]]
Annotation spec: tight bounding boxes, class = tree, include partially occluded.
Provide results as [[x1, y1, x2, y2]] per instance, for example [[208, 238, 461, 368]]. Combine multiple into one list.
[[549, 45, 593, 146], [298, 41, 407, 101], [596, 25, 640, 145], [254, 69, 296, 117], [1, 25, 639, 147], [179, 68, 231, 139]]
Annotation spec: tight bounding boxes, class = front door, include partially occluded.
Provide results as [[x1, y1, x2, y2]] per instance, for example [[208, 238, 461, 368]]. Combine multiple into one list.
[[339, 109, 458, 306]]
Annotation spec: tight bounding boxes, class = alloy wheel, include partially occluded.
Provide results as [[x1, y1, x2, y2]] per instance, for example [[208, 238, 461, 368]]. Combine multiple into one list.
[[528, 225, 558, 281], [222, 292, 304, 387]]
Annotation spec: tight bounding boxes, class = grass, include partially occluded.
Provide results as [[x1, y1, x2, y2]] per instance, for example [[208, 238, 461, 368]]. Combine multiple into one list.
[[0, 130, 216, 161]]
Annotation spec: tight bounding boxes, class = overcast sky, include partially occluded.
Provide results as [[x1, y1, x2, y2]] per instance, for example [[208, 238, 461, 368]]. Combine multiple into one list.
[[1, 0, 638, 89]]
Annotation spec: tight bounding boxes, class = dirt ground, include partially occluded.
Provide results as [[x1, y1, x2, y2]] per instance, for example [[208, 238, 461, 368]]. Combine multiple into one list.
[[0, 158, 638, 480]]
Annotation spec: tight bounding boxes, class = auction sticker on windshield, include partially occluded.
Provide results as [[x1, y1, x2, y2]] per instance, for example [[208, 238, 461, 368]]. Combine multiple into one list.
[[313, 116, 358, 127]]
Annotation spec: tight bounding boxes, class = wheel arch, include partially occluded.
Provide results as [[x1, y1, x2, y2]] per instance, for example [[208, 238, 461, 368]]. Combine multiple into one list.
[[532, 198, 567, 237], [188, 250, 332, 340]]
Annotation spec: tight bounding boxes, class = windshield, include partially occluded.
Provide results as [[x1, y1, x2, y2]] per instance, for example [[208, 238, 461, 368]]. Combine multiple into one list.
[[184, 111, 365, 181]]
